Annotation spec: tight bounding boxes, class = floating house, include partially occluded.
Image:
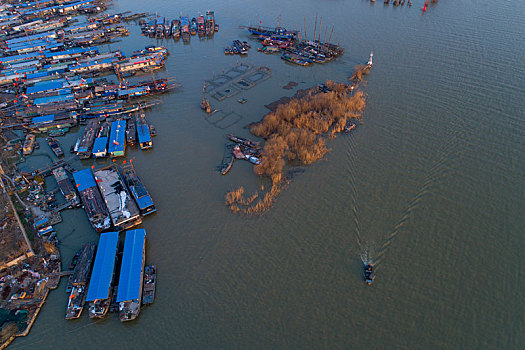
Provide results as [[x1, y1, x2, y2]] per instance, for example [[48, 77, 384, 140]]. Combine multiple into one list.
[[108, 120, 126, 157]]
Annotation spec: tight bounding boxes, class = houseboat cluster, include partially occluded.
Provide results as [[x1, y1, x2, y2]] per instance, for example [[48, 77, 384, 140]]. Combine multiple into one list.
[[0, 0, 174, 139], [242, 23, 344, 66], [218, 134, 262, 175], [65, 230, 156, 322], [224, 40, 251, 55], [73, 162, 156, 232], [140, 11, 218, 42], [0, 0, 163, 332]]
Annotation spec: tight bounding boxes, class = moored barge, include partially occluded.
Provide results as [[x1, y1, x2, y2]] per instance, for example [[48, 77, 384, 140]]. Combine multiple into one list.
[[94, 165, 142, 231], [52, 167, 80, 207], [92, 121, 110, 158], [73, 169, 112, 233], [77, 119, 99, 159], [120, 162, 156, 216], [86, 232, 119, 318], [47, 137, 64, 157], [108, 120, 126, 157], [66, 242, 96, 320], [117, 229, 146, 322]]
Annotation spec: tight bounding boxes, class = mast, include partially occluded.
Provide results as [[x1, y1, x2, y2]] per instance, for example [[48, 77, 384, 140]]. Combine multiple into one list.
[[304, 17, 307, 41], [318, 17, 322, 43], [313, 13, 317, 43]]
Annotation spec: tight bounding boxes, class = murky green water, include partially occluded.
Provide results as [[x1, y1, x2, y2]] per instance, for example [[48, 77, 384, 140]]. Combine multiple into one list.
[[11, 0, 525, 348]]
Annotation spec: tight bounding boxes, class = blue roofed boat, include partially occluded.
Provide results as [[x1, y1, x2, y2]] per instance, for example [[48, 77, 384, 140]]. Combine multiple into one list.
[[86, 231, 119, 318], [120, 162, 156, 216], [73, 169, 111, 232], [108, 120, 126, 157], [92, 122, 110, 158], [135, 112, 152, 150], [117, 229, 146, 322]]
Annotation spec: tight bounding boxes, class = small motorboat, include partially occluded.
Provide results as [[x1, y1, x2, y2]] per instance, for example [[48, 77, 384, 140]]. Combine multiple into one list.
[[364, 264, 375, 285]]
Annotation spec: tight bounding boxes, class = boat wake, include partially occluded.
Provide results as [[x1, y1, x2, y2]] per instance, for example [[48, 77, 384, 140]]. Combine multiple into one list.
[[374, 119, 468, 266], [360, 248, 374, 266], [343, 132, 365, 252]]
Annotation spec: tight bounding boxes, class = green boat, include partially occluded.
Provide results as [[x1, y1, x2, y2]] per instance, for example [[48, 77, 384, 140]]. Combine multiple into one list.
[[48, 127, 69, 137]]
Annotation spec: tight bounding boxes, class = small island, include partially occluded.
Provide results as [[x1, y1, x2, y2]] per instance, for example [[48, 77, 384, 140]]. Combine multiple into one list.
[[225, 64, 370, 214]]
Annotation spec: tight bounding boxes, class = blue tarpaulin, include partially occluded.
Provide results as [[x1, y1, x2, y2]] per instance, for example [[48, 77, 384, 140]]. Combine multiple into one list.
[[117, 229, 146, 302], [86, 232, 119, 301]]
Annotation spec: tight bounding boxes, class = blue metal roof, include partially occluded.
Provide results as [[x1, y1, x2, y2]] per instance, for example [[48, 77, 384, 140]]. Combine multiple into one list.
[[26, 81, 63, 94], [117, 229, 146, 302], [5, 32, 57, 45], [44, 46, 98, 58], [69, 57, 117, 70], [31, 114, 54, 125], [137, 124, 151, 144], [0, 52, 42, 64], [86, 232, 119, 301], [73, 168, 97, 192], [92, 137, 108, 154], [117, 86, 148, 97], [108, 120, 126, 154], [131, 187, 154, 210], [25, 71, 49, 80], [33, 94, 74, 105]]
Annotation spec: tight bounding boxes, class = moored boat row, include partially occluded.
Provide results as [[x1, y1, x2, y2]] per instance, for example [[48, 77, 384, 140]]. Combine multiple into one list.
[[140, 11, 218, 40]]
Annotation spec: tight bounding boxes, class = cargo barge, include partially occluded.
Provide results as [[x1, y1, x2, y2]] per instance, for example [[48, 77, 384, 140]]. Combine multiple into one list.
[[52, 167, 80, 207], [66, 242, 96, 320], [117, 229, 146, 322], [73, 169, 112, 233], [126, 116, 137, 145], [77, 119, 99, 159], [120, 162, 156, 216], [86, 232, 119, 318], [94, 165, 142, 231], [47, 137, 64, 157]]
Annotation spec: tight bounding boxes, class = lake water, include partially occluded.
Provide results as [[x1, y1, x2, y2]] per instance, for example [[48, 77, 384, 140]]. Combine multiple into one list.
[[11, 0, 525, 348]]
